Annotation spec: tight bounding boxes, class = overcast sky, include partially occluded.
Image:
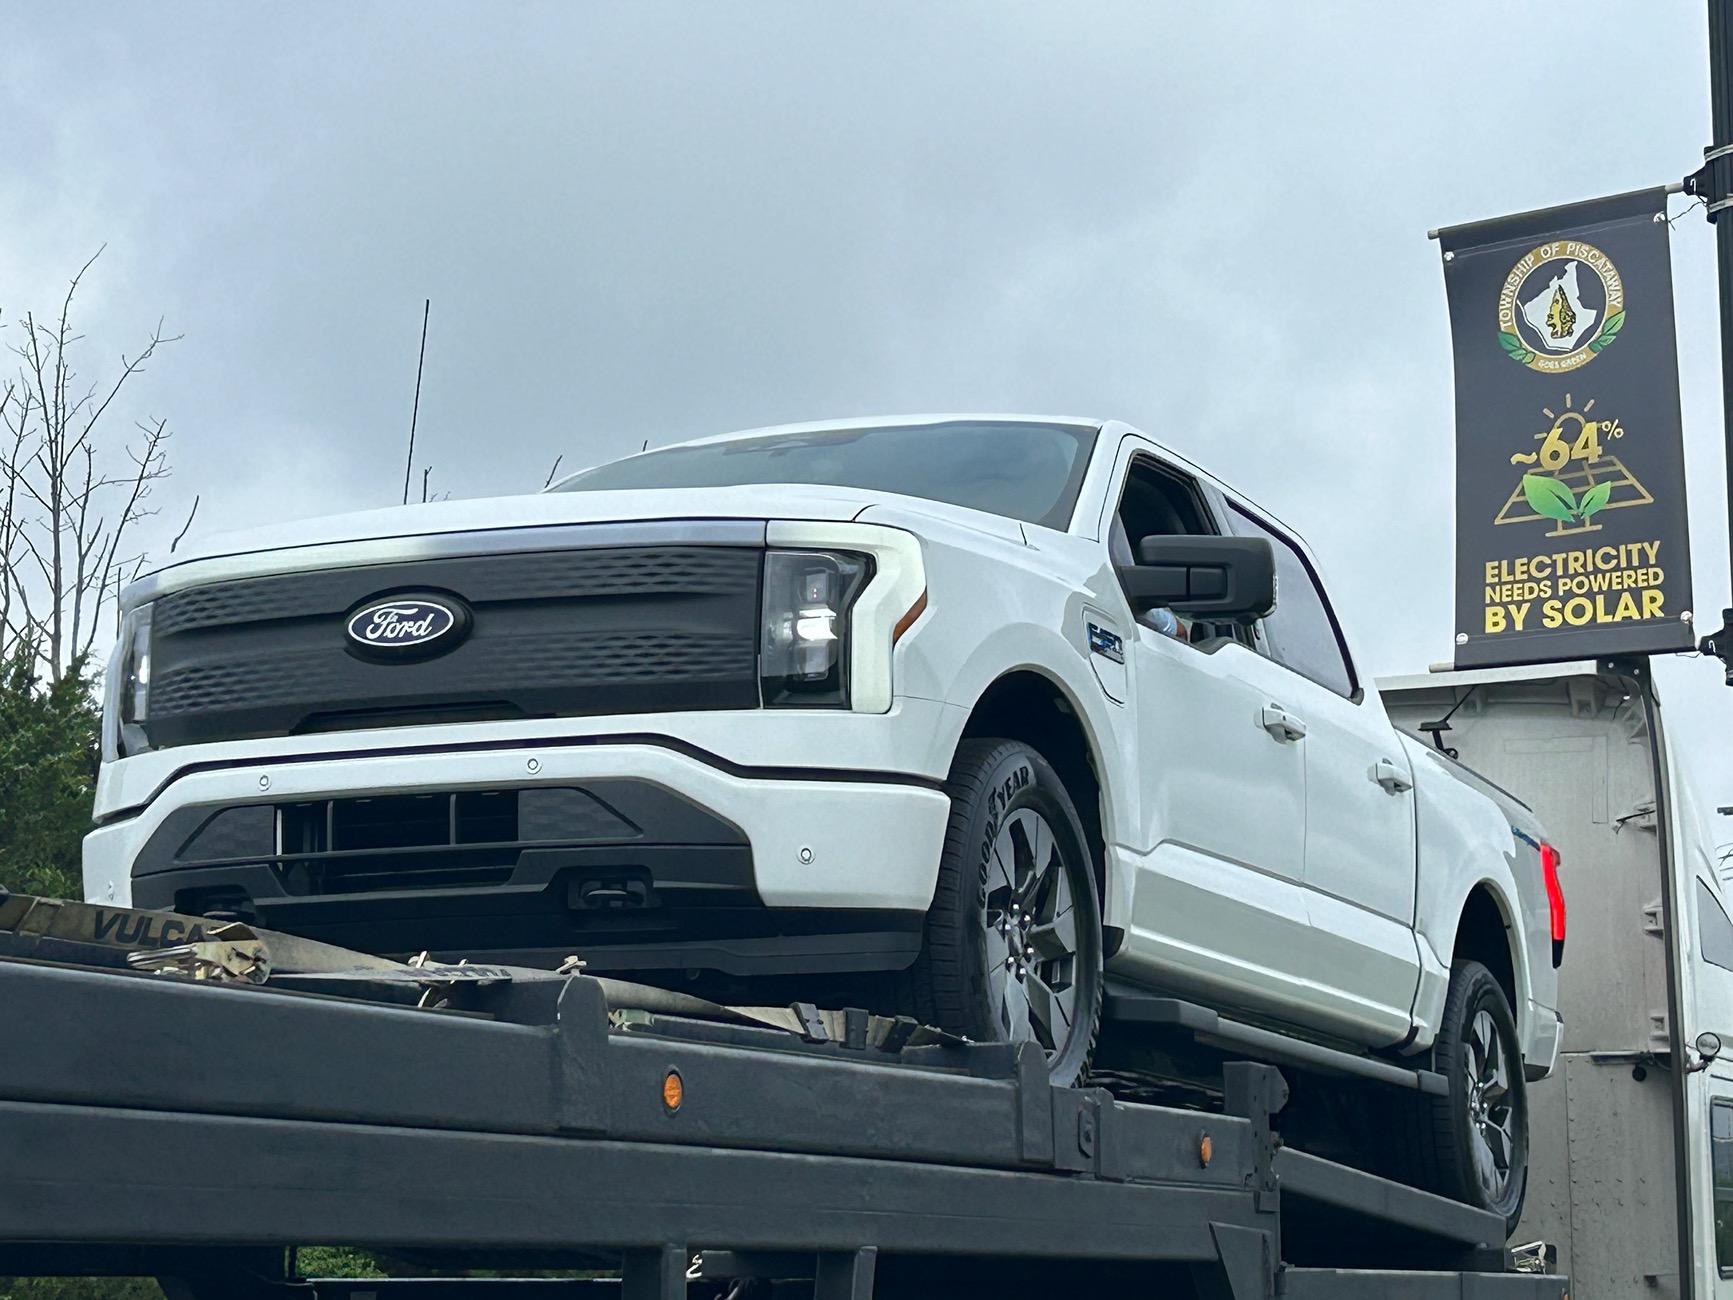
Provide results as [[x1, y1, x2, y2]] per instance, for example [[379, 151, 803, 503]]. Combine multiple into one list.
[[5, 2, 1732, 827]]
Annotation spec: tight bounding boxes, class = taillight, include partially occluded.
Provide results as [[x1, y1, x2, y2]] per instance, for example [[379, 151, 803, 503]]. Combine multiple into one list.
[[1540, 842, 1566, 966]]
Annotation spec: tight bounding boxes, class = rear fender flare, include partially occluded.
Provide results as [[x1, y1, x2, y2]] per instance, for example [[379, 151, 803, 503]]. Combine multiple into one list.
[[1414, 875, 1531, 1055]]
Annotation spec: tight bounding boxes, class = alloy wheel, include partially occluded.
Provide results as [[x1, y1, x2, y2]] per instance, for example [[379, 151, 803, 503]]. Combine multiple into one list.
[[982, 807, 1081, 1056], [1465, 1006, 1518, 1204]]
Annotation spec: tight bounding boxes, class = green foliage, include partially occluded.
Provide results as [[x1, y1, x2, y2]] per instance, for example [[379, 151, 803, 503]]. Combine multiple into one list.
[[293, 1248, 390, 1279], [1498, 330, 1534, 366], [1577, 480, 1614, 520], [1590, 308, 1625, 353], [0, 645, 100, 901], [1521, 473, 1618, 527], [1521, 473, 1578, 524]]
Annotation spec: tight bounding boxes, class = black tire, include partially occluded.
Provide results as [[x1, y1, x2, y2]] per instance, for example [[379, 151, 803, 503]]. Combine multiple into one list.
[[1387, 959, 1529, 1234], [894, 738, 1103, 1084]]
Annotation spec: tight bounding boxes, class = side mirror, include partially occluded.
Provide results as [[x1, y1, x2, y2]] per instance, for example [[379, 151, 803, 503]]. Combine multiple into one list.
[[1118, 535, 1276, 623]]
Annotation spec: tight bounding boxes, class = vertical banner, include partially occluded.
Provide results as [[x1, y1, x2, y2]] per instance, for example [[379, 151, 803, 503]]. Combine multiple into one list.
[[1438, 188, 1693, 669]]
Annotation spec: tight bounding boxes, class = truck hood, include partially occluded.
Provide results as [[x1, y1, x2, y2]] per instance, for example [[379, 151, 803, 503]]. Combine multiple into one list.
[[153, 484, 879, 574]]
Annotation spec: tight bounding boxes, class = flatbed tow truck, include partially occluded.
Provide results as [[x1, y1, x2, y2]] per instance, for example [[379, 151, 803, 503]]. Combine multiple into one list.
[[0, 894, 1566, 1299]]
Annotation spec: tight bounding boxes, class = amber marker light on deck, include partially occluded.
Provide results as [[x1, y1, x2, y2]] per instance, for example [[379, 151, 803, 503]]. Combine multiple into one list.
[[662, 1069, 684, 1114]]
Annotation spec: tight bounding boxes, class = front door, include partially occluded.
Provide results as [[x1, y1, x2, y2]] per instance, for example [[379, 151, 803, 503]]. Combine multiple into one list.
[[1105, 449, 1321, 1024]]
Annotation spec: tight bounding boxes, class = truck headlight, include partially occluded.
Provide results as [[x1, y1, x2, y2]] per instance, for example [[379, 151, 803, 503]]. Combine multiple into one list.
[[104, 603, 154, 758], [760, 550, 869, 707]]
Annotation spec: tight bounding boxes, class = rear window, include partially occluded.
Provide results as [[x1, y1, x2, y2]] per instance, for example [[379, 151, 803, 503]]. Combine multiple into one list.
[[555, 420, 1099, 530]]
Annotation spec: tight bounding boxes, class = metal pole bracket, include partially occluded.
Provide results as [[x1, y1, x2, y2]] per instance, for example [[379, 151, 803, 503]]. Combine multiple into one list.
[[1699, 605, 1733, 682], [1686, 142, 1733, 216]]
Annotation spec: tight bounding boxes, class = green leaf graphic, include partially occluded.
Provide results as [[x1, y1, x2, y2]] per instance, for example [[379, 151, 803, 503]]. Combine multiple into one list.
[[1590, 309, 1625, 353], [1498, 331, 1534, 365], [1578, 480, 1613, 519], [1522, 473, 1578, 523]]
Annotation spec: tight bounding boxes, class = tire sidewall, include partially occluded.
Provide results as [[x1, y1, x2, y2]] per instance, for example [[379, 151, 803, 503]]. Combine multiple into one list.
[[950, 743, 1102, 1081], [1443, 964, 1529, 1228]]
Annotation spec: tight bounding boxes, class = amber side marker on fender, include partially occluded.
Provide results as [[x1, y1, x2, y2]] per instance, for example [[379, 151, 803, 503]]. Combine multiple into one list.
[[892, 590, 928, 642], [662, 1069, 684, 1114]]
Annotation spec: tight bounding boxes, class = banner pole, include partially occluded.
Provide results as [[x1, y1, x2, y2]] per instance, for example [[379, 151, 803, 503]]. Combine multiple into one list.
[[1697, 0, 1733, 681]]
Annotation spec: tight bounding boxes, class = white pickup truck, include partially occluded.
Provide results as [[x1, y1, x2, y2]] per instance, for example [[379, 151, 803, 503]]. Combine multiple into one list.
[[84, 414, 1563, 1226]]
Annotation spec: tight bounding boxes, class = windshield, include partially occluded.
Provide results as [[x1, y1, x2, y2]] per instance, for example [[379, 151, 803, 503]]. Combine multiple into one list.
[[554, 419, 1099, 530]]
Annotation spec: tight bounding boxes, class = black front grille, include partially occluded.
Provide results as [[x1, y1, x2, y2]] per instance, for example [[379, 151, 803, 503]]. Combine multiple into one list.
[[287, 791, 516, 890], [264, 787, 641, 894], [146, 545, 762, 748]]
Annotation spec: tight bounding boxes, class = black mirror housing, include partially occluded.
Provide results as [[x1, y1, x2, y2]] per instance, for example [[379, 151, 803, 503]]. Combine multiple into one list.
[[1117, 535, 1276, 623]]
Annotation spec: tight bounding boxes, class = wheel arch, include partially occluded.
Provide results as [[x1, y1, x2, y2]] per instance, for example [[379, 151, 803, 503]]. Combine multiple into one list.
[[955, 667, 1119, 947], [1444, 879, 1528, 1039]]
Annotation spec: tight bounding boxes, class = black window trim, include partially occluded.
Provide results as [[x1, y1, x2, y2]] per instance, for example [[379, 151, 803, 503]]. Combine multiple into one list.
[[1108, 452, 1255, 655], [1701, 879, 1733, 975], [1225, 500, 1363, 703], [1117, 451, 1225, 539], [1714, 1095, 1733, 1277]]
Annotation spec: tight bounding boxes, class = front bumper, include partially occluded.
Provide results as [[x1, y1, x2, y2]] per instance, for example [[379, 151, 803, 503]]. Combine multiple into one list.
[[84, 740, 951, 976]]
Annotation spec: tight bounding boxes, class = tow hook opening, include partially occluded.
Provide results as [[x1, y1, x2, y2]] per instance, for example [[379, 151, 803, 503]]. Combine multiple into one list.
[[567, 872, 656, 911]]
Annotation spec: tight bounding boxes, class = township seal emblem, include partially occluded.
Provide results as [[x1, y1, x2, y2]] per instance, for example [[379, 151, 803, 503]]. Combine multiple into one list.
[[1497, 239, 1625, 374]]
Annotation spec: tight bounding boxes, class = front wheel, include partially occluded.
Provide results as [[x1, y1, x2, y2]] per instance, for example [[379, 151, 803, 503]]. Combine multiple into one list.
[[894, 738, 1103, 1084], [1388, 959, 1529, 1234]]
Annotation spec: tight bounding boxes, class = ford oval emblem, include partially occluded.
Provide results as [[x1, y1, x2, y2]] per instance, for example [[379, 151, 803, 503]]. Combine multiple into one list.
[[345, 596, 468, 659]]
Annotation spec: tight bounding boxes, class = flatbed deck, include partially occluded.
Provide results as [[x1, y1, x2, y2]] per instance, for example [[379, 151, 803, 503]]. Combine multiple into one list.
[[0, 901, 1567, 1298]]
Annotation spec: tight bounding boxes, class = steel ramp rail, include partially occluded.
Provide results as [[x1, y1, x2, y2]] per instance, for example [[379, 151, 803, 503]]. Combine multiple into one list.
[[1103, 983, 1450, 1095], [1277, 1149, 1508, 1257]]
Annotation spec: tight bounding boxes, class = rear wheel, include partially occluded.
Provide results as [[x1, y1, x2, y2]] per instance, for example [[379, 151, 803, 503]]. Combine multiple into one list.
[[895, 738, 1103, 1083], [1388, 959, 1529, 1234]]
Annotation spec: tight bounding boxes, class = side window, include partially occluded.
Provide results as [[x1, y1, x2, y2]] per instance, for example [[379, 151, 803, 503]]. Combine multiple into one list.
[[1714, 1099, 1733, 1274], [1228, 505, 1357, 698], [1110, 457, 1245, 649], [1701, 880, 1733, 973]]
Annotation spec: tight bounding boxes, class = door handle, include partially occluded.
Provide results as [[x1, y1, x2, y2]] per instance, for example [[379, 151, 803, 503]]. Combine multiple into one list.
[[1259, 704, 1307, 742], [1370, 757, 1414, 794]]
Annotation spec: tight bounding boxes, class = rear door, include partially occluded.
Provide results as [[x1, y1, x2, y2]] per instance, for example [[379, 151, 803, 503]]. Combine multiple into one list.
[[1226, 501, 1422, 1045]]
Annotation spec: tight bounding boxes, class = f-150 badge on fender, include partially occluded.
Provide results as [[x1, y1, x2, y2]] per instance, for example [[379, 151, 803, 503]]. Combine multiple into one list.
[[345, 596, 467, 657], [1087, 622, 1124, 664]]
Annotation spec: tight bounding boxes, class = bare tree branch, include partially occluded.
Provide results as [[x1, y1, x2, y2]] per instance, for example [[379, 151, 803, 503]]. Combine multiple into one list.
[[0, 252, 184, 679], [169, 494, 200, 554]]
